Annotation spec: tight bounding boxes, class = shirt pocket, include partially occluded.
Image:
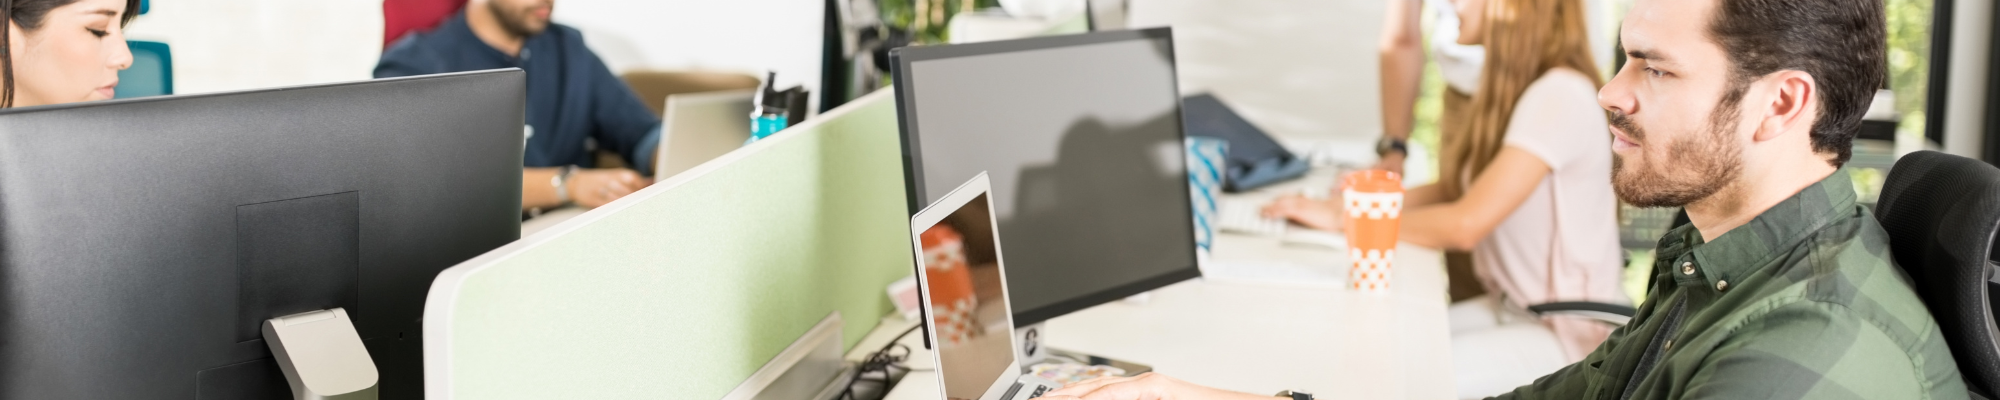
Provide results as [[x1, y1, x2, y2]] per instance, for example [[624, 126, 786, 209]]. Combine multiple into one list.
[[1581, 358, 1611, 399]]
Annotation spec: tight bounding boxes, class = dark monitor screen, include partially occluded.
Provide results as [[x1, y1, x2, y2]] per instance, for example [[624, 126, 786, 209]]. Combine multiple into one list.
[[891, 29, 1200, 326], [0, 70, 525, 399]]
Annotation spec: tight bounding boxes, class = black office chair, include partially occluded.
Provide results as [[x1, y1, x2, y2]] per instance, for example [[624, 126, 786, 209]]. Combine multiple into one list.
[[1528, 301, 1636, 326], [1875, 151, 2000, 398], [1528, 206, 1681, 326]]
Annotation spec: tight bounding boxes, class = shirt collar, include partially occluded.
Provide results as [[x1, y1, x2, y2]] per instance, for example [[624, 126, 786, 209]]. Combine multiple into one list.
[[441, 10, 552, 64], [1656, 168, 1858, 286], [438, 12, 475, 43]]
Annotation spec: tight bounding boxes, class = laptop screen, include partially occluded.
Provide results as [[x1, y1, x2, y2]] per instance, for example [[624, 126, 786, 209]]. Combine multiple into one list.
[[918, 193, 1019, 400]]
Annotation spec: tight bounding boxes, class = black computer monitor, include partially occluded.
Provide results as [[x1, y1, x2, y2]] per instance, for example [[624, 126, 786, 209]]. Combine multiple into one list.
[[0, 70, 525, 399], [889, 28, 1200, 326]]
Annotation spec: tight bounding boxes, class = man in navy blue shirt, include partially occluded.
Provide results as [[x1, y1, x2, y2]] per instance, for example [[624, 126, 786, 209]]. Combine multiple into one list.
[[377, 0, 658, 212]]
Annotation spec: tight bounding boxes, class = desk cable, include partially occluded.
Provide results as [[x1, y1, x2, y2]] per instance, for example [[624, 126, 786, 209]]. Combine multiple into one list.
[[840, 324, 926, 400]]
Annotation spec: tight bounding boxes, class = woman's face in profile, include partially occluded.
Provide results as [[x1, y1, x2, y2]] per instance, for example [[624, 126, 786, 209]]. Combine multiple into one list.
[[8, 0, 133, 107], [1453, 0, 1488, 46]]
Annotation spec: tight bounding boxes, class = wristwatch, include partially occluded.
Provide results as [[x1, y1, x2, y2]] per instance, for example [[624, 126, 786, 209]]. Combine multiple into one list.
[[1375, 136, 1408, 157], [551, 165, 577, 205], [1274, 390, 1313, 400]]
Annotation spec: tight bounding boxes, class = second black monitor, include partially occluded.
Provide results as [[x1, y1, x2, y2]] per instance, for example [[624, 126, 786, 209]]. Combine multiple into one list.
[[890, 28, 1200, 326], [0, 70, 525, 399]]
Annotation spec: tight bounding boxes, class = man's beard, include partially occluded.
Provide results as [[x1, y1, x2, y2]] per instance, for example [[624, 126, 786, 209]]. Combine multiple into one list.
[[489, 1, 549, 39], [1610, 90, 1746, 208]]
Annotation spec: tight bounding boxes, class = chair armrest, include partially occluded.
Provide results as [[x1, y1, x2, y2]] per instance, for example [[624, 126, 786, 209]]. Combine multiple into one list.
[[1528, 302, 1637, 326]]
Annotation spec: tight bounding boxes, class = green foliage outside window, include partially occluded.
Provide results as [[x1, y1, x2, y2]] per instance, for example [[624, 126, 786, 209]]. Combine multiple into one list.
[[1884, 0, 1933, 142], [877, 0, 1005, 45], [1411, 51, 1446, 179]]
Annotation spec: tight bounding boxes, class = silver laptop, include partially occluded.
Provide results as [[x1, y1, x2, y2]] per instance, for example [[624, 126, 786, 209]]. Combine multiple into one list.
[[910, 173, 1064, 400], [654, 90, 754, 179]]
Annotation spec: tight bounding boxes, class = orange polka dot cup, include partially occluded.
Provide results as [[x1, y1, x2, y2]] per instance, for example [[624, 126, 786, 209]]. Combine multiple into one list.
[[1343, 170, 1403, 293]]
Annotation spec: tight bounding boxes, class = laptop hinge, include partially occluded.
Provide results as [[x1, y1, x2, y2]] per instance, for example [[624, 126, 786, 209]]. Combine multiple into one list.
[[1000, 381, 1025, 400]]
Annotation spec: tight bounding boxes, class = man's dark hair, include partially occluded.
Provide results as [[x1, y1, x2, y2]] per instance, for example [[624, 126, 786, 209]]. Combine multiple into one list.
[[1709, 0, 1886, 167], [1, 0, 145, 108]]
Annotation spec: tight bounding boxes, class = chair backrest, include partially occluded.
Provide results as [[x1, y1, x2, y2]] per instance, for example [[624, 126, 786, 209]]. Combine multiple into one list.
[[1875, 150, 2000, 397], [115, 41, 172, 99], [383, 0, 467, 49]]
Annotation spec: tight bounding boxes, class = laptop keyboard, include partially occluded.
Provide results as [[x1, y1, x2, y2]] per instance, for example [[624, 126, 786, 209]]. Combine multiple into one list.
[[1028, 384, 1052, 398]]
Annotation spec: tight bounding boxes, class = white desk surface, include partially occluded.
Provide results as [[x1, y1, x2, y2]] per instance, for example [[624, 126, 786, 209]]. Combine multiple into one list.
[[864, 172, 1456, 399], [1039, 240, 1453, 399], [867, 239, 1453, 400]]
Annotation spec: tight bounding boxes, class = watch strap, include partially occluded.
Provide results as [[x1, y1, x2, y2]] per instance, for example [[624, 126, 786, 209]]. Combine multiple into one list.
[[1376, 136, 1409, 156], [551, 165, 577, 205]]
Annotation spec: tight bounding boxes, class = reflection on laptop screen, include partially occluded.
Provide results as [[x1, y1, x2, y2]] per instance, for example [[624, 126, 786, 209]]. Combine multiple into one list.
[[920, 193, 1019, 400]]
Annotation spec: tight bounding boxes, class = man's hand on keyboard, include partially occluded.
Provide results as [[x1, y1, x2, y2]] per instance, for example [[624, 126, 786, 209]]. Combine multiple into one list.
[[1262, 194, 1344, 232]]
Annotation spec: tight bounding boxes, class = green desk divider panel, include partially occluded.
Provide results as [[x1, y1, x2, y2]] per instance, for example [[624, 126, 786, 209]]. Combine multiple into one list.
[[422, 90, 912, 399]]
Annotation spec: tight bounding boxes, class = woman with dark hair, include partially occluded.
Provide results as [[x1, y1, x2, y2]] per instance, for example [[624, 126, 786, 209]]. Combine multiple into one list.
[[3, 0, 141, 108]]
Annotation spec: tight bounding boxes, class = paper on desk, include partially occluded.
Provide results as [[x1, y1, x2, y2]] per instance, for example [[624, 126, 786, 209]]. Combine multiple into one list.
[[1281, 229, 1347, 250]]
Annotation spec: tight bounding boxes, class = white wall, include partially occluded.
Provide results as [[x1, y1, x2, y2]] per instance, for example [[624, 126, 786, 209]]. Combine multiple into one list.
[[123, 0, 823, 98], [555, 0, 824, 94], [1942, 0, 1992, 159], [1127, 0, 1617, 147], [124, 0, 382, 95], [1128, 0, 1388, 146]]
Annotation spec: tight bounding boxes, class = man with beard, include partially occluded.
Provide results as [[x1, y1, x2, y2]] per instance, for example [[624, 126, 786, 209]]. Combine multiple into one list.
[[1041, 0, 1969, 398], [376, 0, 659, 212]]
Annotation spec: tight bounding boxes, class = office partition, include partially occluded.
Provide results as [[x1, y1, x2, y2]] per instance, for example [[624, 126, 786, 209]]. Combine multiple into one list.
[[423, 90, 910, 399]]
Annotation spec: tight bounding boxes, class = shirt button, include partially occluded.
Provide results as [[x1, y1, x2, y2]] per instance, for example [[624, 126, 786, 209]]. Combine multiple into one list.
[[1716, 280, 1729, 291], [1664, 339, 1674, 352], [1681, 262, 1695, 275]]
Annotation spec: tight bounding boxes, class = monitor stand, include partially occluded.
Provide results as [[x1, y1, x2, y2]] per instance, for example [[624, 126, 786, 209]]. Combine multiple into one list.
[[1014, 322, 1154, 378], [262, 308, 379, 400]]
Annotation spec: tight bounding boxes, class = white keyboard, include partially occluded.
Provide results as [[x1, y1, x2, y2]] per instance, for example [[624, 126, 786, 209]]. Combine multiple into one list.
[[1217, 199, 1286, 236]]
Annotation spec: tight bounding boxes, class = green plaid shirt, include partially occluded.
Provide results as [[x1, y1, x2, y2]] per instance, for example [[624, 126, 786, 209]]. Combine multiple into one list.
[[1494, 169, 1966, 399]]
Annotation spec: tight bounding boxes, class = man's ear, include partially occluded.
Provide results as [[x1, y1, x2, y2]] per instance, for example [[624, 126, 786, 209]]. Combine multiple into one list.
[[1752, 70, 1817, 143]]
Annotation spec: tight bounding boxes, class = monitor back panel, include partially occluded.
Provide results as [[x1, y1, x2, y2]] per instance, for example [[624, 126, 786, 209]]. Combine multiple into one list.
[[0, 70, 525, 399]]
